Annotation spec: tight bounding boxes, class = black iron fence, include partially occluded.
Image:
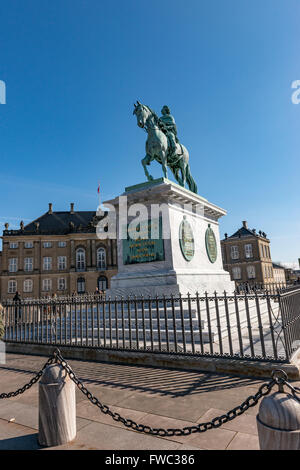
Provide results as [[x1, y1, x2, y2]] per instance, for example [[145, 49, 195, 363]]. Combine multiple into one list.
[[235, 282, 300, 295], [2, 288, 300, 363]]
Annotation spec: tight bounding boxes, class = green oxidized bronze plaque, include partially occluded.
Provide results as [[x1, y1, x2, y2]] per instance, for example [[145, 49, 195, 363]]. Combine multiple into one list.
[[205, 224, 217, 263], [122, 217, 165, 265], [179, 216, 194, 261]]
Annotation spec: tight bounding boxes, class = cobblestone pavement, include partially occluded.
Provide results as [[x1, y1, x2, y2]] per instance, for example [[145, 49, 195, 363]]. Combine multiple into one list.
[[0, 352, 281, 450]]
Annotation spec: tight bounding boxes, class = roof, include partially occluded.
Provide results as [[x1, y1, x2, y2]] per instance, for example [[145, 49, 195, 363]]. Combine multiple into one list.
[[222, 222, 269, 241], [2, 210, 107, 236], [227, 226, 257, 239], [272, 263, 285, 270]]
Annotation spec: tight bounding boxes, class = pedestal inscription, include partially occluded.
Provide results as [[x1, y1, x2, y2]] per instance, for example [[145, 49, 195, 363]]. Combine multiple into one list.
[[122, 217, 165, 265]]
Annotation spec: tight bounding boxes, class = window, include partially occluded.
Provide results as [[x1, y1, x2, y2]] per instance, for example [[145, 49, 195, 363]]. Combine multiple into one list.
[[230, 246, 239, 260], [97, 276, 108, 291], [232, 267, 241, 280], [247, 265, 256, 279], [43, 257, 52, 271], [58, 241, 67, 248], [24, 241, 33, 249], [9, 242, 18, 249], [260, 245, 264, 258], [77, 277, 85, 293], [269, 266, 273, 278], [24, 257, 33, 272], [23, 279, 33, 293], [244, 244, 253, 259], [43, 241, 52, 248], [9, 258, 18, 272], [8, 280, 17, 293], [57, 256, 67, 270], [76, 248, 86, 271], [42, 279, 52, 291], [97, 247, 106, 270], [58, 278, 66, 291]]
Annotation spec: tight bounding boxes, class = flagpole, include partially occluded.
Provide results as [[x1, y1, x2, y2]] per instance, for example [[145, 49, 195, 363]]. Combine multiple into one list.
[[97, 182, 101, 211]]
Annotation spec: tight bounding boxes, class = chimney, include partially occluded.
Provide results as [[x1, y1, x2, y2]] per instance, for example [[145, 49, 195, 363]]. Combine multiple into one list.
[[70, 203, 74, 214], [242, 220, 248, 229], [48, 203, 53, 214]]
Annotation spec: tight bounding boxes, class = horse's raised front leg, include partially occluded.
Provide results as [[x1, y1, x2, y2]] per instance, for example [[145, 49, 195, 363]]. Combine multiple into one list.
[[142, 154, 154, 181]]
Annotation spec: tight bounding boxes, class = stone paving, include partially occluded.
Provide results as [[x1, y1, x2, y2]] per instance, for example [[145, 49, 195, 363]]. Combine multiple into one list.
[[0, 352, 280, 450]]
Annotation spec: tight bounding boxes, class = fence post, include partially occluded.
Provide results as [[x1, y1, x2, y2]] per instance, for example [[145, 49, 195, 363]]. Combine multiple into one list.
[[257, 389, 300, 449], [38, 363, 76, 447]]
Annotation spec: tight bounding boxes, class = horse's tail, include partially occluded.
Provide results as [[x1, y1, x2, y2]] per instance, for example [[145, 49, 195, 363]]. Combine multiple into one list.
[[185, 165, 198, 194]]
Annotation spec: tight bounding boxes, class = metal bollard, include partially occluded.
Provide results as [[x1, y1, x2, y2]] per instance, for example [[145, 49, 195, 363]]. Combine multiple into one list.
[[38, 363, 76, 447], [257, 390, 300, 450]]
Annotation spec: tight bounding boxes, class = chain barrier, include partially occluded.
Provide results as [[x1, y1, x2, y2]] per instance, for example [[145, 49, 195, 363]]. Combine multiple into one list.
[[0, 355, 55, 399], [1, 349, 299, 437]]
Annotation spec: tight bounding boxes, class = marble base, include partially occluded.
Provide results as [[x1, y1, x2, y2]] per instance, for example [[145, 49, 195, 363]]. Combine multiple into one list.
[[105, 179, 235, 299], [107, 269, 234, 298]]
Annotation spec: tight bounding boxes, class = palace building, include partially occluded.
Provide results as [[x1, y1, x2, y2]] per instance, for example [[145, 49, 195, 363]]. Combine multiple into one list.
[[0, 203, 117, 300], [221, 220, 286, 289]]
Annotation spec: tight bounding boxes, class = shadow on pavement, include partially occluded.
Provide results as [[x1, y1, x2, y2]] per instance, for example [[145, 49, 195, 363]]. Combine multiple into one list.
[[0, 433, 40, 450]]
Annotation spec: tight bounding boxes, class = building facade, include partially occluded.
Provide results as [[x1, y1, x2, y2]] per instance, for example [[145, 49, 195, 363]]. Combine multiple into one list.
[[284, 268, 300, 285], [0, 203, 117, 300], [221, 220, 286, 289], [272, 263, 286, 286]]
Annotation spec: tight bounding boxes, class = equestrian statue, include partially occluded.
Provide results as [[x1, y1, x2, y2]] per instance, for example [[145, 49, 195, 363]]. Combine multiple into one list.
[[133, 101, 198, 194]]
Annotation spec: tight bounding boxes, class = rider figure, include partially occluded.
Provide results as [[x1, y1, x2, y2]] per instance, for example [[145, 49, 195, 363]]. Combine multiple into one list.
[[159, 105, 179, 156]]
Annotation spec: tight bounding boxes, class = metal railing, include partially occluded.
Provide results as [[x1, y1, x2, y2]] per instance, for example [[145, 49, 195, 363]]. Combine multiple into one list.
[[235, 282, 299, 295], [2, 288, 300, 362]]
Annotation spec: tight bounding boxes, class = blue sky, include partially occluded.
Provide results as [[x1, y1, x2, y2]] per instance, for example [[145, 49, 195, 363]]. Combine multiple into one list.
[[0, 0, 299, 265]]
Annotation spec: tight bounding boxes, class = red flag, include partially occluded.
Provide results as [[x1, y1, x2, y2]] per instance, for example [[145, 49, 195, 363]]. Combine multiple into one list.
[[97, 182, 100, 194]]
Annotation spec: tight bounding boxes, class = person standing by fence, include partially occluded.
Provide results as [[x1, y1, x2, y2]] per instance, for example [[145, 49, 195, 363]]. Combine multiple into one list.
[[13, 291, 21, 324]]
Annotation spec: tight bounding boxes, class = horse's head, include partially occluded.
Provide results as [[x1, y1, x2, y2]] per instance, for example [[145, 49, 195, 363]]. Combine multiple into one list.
[[133, 101, 151, 128]]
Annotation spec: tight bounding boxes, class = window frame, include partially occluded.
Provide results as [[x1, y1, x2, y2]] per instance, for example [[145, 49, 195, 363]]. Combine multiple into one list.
[[8, 258, 18, 273], [76, 248, 86, 271], [23, 278, 33, 293], [43, 256, 52, 271], [24, 257, 33, 272], [232, 266, 242, 280], [58, 278, 66, 291], [43, 241, 52, 248], [97, 276, 108, 291], [8, 280, 17, 293], [42, 279, 52, 292], [97, 247, 107, 270], [230, 245, 239, 260], [247, 265, 256, 279], [77, 277, 85, 293], [57, 255, 67, 270], [244, 243, 253, 259], [24, 241, 34, 249], [9, 242, 18, 249]]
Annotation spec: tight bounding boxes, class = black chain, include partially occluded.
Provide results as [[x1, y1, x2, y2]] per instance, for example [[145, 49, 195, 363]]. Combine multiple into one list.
[[0, 355, 55, 399], [52, 351, 292, 437], [1, 349, 297, 437]]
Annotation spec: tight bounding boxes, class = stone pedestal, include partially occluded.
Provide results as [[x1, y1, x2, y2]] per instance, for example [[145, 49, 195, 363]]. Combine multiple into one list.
[[104, 178, 234, 298]]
